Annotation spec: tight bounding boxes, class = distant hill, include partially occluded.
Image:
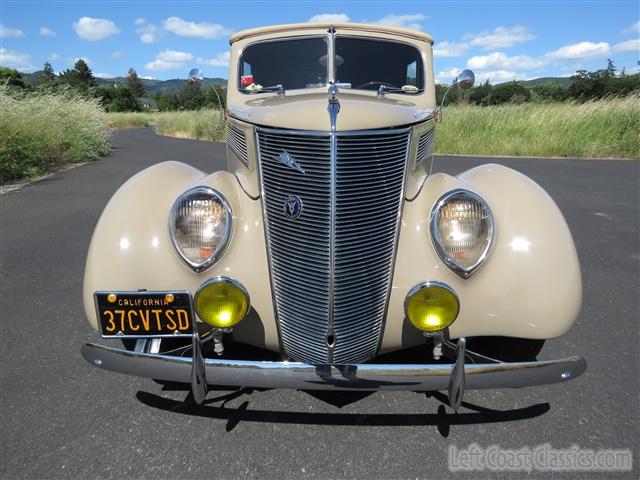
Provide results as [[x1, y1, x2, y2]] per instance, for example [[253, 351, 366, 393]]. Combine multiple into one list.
[[517, 77, 574, 88], [22, 71, 227, 94], [22, 70, 573, 93]]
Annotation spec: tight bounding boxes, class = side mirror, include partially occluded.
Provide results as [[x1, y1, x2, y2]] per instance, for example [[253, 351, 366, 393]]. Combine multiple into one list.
[[186, 67, 225, 128], [454, 69, 475, 89], [436, 69, 475, 122], [188, 68, 204, 82]]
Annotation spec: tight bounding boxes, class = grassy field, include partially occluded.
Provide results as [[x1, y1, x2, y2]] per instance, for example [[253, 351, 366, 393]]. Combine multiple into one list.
[[106, 110, 225, 141], [437, 95, 639, 159], [0, 87, 111, 182], [108, 96, 639, 159]]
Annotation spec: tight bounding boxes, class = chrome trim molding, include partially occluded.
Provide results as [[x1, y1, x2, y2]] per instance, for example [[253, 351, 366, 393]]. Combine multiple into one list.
[[429, 189, 495, 279], [168, 185, 234, 273], [326, 84, 339, 364], [82, 343, 587, 392]]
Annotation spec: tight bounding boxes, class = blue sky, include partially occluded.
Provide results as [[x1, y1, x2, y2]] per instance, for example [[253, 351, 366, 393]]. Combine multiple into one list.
[[1, 1, 639, 83]]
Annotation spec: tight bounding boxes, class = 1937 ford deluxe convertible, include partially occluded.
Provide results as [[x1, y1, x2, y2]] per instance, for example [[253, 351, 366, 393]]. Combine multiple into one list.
[[81, 22, 586, 409]]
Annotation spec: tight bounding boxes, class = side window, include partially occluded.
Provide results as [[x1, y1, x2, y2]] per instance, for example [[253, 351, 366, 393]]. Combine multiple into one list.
[[406, 60, 417, 86], [243, 61, 252, 76]]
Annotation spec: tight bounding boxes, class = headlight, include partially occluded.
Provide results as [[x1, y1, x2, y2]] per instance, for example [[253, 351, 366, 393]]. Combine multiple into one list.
[[430, 189, 494, 278], [405, 281, 460, 332], [169, 186, 233, 272], [194, 277, 250, 328]]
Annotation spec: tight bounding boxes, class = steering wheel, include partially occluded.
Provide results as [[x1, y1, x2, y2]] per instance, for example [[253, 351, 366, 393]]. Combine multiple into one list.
[[355, 81, 398, 90]]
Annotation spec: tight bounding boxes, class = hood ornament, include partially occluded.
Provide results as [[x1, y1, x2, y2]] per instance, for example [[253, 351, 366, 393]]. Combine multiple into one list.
[[275, 150, 305, 174]]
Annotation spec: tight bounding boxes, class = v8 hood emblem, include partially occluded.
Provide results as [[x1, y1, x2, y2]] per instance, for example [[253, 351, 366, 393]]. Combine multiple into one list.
[[275, 150, 305, 174]]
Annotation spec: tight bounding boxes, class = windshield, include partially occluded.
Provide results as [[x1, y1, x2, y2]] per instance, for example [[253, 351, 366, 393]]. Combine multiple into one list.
[[238, 37, 329, 92], [334, 37, 424, 91]]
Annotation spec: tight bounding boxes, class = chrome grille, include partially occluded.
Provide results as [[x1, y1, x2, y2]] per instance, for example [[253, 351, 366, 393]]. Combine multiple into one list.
[[227, 123, 249, 166], [258, 128, 410, 365], [415, 127, 435, 168]]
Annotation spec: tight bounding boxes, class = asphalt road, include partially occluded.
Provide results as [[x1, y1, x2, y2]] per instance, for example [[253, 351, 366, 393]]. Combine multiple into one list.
[[1, 128, 638, 479]]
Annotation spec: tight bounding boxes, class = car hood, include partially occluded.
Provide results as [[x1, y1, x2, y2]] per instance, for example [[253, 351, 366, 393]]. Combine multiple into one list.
[[227, 92, 433, 132]]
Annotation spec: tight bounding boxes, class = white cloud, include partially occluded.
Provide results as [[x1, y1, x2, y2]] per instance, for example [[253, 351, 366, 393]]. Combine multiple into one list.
[[0, 48, 34, 71], [435, 67, 462, 82], [433, 41, 470, 58], [197, 51, 231, 67], [110, 51, 124, 59], [308, 13, 350, 23], [376, 13, 427, 31], [464, 25, 534, 50], [475, 70, 527, 84], [0, 24, 24, 38], [145, 50, 193, 71], [621, 21, 640, 36], [94, 72, 115, 79], [48, 52, 61, 62], [73, 17, 119, 41], [544, 41, 610, 61], [134, 18, 147, 26], [467, 52, 544, 71], [140, 75, 156, 80], [612, 39, 640, 52], [39, 27, 56, 37], [163, 16, 230, 39]]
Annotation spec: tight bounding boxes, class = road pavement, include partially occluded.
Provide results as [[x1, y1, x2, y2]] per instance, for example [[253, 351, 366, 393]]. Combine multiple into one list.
[[1, 128, 638, 479]]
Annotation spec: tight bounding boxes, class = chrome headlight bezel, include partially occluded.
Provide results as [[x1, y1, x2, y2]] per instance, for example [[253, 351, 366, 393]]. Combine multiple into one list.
[[169, 185, 233, 273], [430, 188, 494, 278]]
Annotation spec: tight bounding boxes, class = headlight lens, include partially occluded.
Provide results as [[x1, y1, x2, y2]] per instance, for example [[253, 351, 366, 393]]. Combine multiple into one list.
[[430, 189, 494, 278], [194, 277, 250, 328], [169, 186, 233, 272], [405, 281, 460, 332]]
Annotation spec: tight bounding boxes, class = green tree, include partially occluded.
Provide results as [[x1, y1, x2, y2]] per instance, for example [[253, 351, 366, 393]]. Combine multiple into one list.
[[126, 68, 146, 97], [59, 59, 96, 89], [0, 67, 28, 88], [177, 81, 205, 110], [469, 80, 493, 106], [94, 85, 141, 112], [488, 81, 531, 105], [532, 81, 568, 102], [154, 91, 179, 111], [40, 62, 56, 84]]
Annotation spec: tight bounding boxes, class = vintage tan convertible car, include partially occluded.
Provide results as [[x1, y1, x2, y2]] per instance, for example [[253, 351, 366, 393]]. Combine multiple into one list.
[[81, 22, 586, 409]]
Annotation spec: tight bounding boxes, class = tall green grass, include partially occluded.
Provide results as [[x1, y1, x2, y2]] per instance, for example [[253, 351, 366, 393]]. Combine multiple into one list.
[[0, 86, 111, 181], [106, 110, 225, 141], [106, 96, 640, 159], [435, 95, 639, 159]]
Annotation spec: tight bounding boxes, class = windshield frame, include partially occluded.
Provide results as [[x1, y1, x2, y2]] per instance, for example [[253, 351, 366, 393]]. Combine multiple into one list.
[[237, 34, 332, 94], [333, 34, 427, 93], [236, 33, 427, 95]]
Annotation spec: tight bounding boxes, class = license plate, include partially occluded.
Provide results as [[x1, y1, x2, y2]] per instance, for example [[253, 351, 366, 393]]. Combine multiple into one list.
[[95, 291, 194, 338]]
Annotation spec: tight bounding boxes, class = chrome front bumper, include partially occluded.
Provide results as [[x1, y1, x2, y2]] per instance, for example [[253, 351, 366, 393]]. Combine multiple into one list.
[[82, 342, 586, 394]]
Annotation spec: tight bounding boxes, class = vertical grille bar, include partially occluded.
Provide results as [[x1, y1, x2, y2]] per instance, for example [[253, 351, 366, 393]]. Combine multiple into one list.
[[257, 127, 410, 365]]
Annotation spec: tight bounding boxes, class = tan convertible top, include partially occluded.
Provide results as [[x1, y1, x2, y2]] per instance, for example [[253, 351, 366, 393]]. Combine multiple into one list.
[[229, 22, 434, 45]]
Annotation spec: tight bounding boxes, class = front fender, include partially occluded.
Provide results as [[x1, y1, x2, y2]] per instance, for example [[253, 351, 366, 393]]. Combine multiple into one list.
[[382, 163, 582, 352], [82, 161, 278, 350]]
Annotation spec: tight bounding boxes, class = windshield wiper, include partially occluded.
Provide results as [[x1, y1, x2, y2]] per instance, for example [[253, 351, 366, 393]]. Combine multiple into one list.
[[377, 85, 423, 97], [244, 84, 285, 95]]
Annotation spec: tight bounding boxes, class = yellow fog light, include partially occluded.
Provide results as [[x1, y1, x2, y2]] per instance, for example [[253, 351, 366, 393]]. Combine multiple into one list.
[[194, 277, 250, 328], [404, 281, 460, 332]]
